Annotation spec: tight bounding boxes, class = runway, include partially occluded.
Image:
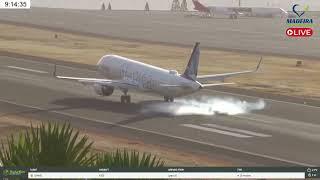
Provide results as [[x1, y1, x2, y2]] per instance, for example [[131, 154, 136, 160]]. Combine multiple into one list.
[[0, 8, 319, 59], [1, 55, 320, 166]]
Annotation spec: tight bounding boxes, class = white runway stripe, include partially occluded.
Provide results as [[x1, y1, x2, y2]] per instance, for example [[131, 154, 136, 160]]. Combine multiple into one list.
[[203, 123, 272, 138], [7, 66, 48, 74], [181, 124, 252, 138]]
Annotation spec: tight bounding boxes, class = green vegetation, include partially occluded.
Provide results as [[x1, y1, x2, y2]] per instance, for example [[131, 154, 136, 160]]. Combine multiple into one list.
[[95, 149, 164, 168], [0, 122, 164, 167]]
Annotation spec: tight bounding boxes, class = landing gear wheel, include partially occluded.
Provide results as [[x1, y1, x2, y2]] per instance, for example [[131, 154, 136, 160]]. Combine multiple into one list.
[[230, 14, 237, 19], [164, 96, 174, 102], [126, 96, 131, 103], [121, 95, 131, 104]]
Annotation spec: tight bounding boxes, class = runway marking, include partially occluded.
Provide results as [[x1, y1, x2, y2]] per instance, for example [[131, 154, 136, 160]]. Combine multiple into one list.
[[7, 66, 48, 74], [181, 124, 252, 138], [202, 123, 272, 137], [0, 98, 315, 166]]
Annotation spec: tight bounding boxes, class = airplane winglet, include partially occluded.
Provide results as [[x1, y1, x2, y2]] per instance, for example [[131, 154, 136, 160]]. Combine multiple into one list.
[[255, 57, 263, 72]]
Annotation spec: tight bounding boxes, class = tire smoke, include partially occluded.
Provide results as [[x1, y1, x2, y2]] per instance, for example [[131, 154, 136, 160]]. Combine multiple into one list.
[[141, 96, 265, 116]]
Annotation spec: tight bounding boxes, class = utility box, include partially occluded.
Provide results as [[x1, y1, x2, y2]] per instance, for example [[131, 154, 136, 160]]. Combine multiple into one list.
[[296, 60, 303, 67]]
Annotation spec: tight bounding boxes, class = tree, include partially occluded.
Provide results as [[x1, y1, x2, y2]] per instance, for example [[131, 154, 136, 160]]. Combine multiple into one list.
[[171, 0, 180, 11], [0, 122, 165, 168], [145, 2, 150, 11], [180, 0, 188, 11], [0, 122, 94, 167], [95, 149, 164, 168], [101, 3, 106, 11]]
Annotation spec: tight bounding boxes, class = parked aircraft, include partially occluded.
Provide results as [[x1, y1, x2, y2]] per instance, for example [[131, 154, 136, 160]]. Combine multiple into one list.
[[54, 42, 262, 103], [192, 0, 288, 19]]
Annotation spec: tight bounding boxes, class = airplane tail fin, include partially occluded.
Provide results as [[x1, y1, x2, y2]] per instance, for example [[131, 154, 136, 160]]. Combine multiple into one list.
[[192, 0, 209, 12], [182, 42, 200, 81]]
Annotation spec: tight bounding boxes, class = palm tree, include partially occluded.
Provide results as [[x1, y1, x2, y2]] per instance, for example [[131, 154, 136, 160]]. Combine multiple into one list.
[[0, 122, 95, 167], [95, 149, 164, 168], [0, 122, 165, 167]]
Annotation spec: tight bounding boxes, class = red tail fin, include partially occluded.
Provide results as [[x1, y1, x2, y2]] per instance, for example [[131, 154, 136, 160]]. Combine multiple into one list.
[[192, 0, 210, 12]]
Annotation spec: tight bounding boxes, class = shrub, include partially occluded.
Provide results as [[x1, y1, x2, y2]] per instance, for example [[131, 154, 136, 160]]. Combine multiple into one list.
[[95, 149, 164, 168], [0, 122, 165, 168], [0, 122, 95, 167]]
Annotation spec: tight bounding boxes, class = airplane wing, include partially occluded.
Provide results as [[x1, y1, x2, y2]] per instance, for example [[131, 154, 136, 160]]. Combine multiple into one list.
[[160, 82, 234, 89], [200, 82, 234, 88], [53, 66, 138, 89], [56, 75, 139, 89], [197, 57, 262, 82], [159, 84, 194, 89], [159, 84, 183, 87]]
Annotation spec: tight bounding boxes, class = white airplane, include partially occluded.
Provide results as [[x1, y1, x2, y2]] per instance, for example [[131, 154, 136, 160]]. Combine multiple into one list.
[[192, 0, 288, 19], [54, 42, 262, 103]]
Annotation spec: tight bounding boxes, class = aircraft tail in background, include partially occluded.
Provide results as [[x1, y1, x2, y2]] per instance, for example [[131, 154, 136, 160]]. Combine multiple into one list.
[[192, 0, 210, 12]]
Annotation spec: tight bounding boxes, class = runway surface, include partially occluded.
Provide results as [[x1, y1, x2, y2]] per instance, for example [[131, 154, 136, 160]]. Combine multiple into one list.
[[1, 55, 320, 166], [0, 8, 319, 58]]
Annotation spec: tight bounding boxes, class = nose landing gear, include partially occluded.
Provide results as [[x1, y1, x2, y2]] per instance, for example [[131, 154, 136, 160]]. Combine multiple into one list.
[[120, 90, 131, 104]]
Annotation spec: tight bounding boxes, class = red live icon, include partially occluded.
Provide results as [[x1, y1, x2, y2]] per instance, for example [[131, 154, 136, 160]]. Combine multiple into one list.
[[286, 28, 313, 37]]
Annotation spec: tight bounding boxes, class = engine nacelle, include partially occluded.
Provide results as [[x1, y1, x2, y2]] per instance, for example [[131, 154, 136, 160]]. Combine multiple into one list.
[[94, 84, 114, 96]]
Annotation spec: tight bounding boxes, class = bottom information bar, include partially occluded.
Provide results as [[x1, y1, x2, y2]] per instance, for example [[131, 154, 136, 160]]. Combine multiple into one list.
[[28, 172, 305, 179]]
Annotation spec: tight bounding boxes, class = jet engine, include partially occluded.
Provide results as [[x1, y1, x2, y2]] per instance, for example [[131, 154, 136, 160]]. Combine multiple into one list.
[[94, 84, 114, 96]]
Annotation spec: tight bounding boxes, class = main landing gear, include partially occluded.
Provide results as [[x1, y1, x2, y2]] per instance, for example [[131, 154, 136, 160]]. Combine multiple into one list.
[[229, 14, 238, 19], [121, 90, 131, 104], [164, 96, 174, 102], [121, 95, 131, 104]]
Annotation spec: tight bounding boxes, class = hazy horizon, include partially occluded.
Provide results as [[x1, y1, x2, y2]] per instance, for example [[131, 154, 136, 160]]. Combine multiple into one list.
[[31, 0, 320, 11]]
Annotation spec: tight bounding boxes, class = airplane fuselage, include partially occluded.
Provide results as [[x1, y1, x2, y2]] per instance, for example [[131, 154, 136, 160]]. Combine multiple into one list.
[[192, 0, 287, 18], [206, 6, 287, 17], [97, 55, 201, 97], [55, 42, 261, 103]]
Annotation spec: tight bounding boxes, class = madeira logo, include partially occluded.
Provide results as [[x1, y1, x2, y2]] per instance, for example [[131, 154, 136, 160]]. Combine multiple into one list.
[[286, 4, 314, 37], [292, 4, 309, 17]]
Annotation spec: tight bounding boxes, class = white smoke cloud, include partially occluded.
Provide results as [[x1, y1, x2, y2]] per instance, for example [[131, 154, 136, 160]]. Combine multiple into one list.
[[141, 96, 266, 116]]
